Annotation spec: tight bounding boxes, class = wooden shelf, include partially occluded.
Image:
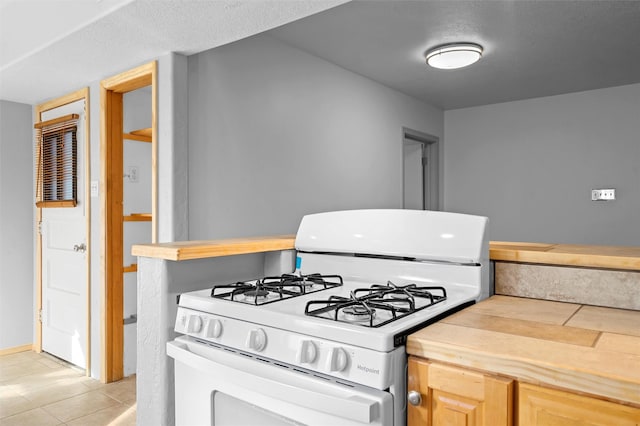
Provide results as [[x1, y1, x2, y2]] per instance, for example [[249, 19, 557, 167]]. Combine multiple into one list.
[[123, 264, 137, 273], [123, 213, 152, 222], [123, 127, 152, 143]]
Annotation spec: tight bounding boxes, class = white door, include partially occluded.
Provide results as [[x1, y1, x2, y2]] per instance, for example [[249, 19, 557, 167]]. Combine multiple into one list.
[[40, 100, 87, 369]]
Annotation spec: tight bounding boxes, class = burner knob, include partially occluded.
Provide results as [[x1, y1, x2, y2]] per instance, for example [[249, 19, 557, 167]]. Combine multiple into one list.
[[297, 340, 318, 364], [327, 347, 349, 372], [246, 328, 267, 352], [186, 315, 203, 333], [205, 318, 222, 338]]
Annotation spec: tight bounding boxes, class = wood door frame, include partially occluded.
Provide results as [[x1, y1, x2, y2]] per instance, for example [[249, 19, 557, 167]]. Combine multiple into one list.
[[100, 61, 157, 382], [35, 87, 91, 376]]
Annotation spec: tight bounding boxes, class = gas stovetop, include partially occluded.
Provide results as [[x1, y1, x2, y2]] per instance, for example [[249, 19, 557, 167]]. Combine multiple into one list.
[[178, 270, 478, 352], [208, 273, 448, 327]]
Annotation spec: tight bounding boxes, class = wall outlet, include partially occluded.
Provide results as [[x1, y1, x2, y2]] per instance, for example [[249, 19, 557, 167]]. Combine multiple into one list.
[[591, 188, 615, 201], [127, 166, 139, 183]]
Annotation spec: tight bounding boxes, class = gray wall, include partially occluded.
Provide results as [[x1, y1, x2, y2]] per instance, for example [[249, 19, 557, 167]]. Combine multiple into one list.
[[188, 34, 443, 239], [444, 83, 640, 246], [0, 100, 34, 350], [158, 53, 189, 243]]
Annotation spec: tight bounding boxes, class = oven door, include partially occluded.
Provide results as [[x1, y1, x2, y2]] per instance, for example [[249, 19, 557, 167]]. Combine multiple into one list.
[[167, 336, 394, 426]]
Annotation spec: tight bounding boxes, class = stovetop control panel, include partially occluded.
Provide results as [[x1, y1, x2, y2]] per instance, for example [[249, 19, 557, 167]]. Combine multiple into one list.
[[175, 306, 403, 390]]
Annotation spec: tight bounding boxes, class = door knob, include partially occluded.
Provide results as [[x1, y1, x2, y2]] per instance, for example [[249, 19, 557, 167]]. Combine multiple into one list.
[[407, 390, 422, 406], [73, 243, 86, 253]]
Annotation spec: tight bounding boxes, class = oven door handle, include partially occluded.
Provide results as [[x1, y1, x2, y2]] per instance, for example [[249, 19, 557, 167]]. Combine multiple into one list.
[[168, 339, 382, 424]]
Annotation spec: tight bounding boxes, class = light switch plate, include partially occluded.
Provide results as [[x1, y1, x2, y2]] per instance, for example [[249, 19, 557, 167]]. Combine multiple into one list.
[[91, 180, 99, 197]]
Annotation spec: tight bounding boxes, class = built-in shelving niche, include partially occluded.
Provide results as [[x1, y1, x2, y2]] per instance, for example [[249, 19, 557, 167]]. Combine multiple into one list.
[[122, 113, 153, 377]]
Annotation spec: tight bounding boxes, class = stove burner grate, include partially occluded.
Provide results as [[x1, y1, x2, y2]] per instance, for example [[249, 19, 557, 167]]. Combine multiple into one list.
[[210, 273, 343, 305], [305, 281, 447, 327]]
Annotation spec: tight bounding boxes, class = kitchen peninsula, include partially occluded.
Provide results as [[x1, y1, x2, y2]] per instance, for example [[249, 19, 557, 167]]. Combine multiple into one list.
[[132, 237, 640, 425]]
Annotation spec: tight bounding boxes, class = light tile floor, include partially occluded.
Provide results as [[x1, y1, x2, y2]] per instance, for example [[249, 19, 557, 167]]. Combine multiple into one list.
[[0, 351, 136, 425]]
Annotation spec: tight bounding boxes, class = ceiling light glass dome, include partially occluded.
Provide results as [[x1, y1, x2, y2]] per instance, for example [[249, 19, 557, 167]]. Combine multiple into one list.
[[426, 43, 483, 69]]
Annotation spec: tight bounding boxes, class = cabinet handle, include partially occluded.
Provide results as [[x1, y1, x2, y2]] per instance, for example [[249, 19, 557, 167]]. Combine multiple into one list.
[[407, 390, 422, 406]]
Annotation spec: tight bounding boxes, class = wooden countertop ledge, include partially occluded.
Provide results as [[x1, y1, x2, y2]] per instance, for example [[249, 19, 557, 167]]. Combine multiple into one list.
[[132, 236, 640, 270], [490, 241, 640, 271], [131, 235, 296, 261], [407, 295, 640, 406]]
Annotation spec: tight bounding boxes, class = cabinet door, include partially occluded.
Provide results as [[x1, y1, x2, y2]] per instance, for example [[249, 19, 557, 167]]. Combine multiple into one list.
[[407, 356, 513, 426], [519, 383, 640, 426]]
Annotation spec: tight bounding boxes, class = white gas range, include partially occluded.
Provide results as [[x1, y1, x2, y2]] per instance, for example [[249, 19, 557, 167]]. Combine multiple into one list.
[[168, 209, 489, 426]]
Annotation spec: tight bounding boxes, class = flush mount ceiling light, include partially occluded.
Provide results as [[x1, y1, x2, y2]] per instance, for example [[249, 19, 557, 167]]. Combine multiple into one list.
[[425, 43, 483, 70]]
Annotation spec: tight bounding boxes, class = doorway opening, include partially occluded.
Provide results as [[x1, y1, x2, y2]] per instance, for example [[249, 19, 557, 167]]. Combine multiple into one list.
[[402, 128, 439, 210], [101, 61, 157, 383]]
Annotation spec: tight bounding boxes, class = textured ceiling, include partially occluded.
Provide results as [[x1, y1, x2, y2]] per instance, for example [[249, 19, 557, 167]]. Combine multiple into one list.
[[269, 1, 640, 109], [0, 0, 133, 70], [3, 1, 640, 109], [0, 0, 347, 104]]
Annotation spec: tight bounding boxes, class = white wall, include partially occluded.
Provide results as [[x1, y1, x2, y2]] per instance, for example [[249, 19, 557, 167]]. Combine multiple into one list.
[[188, 34, 443, 239], [0, 100, 34, 350], [444, 83, 640, 246]]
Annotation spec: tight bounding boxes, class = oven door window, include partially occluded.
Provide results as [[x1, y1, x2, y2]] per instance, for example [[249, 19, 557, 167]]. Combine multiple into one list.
[[214, 392, 304, 425], [169, 337, 393, 426]]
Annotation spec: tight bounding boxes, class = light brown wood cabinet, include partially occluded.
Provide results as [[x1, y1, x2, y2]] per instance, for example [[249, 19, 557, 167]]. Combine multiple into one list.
[[407, 356, 514, 426], [408, 357, 640, 426], [518, 383, 640, 426]]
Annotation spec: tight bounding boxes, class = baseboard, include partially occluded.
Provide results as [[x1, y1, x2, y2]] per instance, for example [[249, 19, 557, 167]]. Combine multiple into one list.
[[0, 343, 33, 356]]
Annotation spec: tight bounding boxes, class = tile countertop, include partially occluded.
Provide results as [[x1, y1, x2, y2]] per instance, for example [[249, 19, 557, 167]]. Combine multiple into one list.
[[407, 295, 640, 406], [132, 237, 640, 271]]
